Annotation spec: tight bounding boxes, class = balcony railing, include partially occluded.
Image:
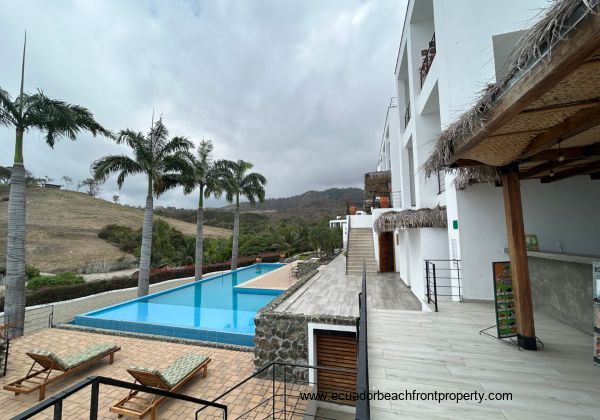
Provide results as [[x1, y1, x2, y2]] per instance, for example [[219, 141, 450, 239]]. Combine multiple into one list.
[[404, 101, 411, 127], [419, 33, 436, 87]]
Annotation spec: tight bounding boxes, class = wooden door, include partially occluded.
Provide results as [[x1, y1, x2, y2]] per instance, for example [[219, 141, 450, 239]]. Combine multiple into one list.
[[378, 232, 395, 272], [316, 331, 357, 405]]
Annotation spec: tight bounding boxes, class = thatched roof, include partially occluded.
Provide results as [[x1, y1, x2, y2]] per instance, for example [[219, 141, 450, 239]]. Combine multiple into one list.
[[424, 0, 600, 179], [454, 166, 502, 190], [374, 206, 447, 234]]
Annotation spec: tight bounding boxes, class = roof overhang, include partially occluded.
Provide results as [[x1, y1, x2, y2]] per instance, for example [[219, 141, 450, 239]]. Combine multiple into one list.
[[425, 0, 600, 185]]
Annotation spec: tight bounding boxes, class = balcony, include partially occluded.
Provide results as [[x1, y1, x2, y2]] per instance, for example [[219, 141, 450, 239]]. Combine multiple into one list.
[[419, 33, 436, 87]]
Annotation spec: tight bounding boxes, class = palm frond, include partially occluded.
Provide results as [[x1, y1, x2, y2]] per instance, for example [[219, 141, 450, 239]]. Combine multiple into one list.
[[0, 88, 18, 126], [21, 91, 110, 146], [157, 135, 193, 160], [91, 154, 142, 188]]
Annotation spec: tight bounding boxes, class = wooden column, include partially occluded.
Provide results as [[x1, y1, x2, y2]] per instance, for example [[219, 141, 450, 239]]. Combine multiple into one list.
[[501, 166, 537, 350]]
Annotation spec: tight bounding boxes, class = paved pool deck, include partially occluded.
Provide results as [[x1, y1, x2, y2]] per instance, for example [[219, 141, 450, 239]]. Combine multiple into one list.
[[0, 328, 308, 419], [236, 262, 299, 290]]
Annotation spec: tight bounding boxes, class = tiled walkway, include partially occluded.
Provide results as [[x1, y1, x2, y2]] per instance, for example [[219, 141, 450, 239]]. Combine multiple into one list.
[[368, 302, 600, 419], [276, 254, 421, 317], [0, 329, 306, 419]]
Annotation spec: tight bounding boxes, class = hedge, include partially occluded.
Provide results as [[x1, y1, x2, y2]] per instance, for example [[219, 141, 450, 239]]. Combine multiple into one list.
[[27, 272, 85, 290], [0, 253, 282, 312]]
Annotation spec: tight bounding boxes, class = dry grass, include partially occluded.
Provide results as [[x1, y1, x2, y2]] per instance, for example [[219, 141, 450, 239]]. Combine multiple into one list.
[[0, 187, 231, 273]]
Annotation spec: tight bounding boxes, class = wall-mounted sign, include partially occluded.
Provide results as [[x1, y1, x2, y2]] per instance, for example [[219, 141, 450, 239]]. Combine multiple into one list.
[[525, 234, 539, 251], [493, 261, 517, 339]]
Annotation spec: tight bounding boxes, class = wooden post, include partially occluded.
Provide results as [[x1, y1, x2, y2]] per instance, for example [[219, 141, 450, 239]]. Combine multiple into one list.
[[501, 166, 537, 350]]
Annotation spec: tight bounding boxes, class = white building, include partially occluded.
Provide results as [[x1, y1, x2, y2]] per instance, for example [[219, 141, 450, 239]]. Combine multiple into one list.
[[363, 0, 600, 309]]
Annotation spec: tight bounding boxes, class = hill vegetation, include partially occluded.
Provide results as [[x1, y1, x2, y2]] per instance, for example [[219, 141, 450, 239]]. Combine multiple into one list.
[[0, 186, 230, 273]]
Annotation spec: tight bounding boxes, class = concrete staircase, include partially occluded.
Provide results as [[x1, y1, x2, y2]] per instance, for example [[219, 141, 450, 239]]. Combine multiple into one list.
[[347, 228, 378, 275]]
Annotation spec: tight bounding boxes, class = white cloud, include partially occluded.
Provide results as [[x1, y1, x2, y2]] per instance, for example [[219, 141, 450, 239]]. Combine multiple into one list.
[[0, 0, 407, 208]]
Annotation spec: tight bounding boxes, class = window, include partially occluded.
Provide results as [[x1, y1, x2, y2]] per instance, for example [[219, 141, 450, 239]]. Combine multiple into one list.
[[437, 170, 446, 194]]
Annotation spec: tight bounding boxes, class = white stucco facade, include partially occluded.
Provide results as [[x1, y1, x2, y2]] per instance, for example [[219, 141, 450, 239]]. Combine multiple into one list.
[[368, 0, 561, 304]]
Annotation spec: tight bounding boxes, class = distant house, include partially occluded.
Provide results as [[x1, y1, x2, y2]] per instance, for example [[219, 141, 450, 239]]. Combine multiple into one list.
[[44, 183, 62, 190]]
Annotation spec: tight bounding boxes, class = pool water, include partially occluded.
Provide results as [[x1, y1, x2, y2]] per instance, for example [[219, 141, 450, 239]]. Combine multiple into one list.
[[73, 263, 284, 346]]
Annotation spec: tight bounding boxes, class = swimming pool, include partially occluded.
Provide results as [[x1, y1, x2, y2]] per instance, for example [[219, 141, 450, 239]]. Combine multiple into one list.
[[72, 263, 284, 346]]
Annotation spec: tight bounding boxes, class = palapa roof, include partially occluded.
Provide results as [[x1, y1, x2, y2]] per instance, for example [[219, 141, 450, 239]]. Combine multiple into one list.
[[374, 206, 447, 234], [424, 0, 600, 184]]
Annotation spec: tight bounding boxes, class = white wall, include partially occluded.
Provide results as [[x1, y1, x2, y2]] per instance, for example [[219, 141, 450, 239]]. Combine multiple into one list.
[[456, 176, 600, 301], [433, 0, 548, 128], [349, 214, 372, 229]]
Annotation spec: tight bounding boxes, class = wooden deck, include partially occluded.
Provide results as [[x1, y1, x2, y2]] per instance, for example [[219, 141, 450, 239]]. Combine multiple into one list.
[[274, 254, 421, 317], [368, 302, 600, 419]]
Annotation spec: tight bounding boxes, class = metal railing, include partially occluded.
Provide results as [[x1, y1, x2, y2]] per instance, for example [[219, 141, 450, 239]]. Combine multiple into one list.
[[194, 361, 358, 419], [419, 33, 436, 87], [356, 262, 370, 419], [425, 259, 462, 312], [11, 375, 228, 420], [404, 101, 411, 127], [346, 216, 352, 275], [1, 305, 54, 339]]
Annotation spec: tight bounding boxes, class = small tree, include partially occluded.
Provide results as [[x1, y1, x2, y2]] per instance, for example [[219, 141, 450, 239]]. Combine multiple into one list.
[[61, 175, 73, 189], [80, 178, 101, 196], [112, 194, 120, 204]]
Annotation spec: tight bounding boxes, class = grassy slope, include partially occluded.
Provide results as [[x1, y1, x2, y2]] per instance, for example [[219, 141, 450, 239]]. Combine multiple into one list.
[[0, 186, 231, 273]]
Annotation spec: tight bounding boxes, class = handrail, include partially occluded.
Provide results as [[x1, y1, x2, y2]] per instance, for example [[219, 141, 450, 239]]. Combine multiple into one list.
[[194, 361, 358, 419], [425, 259, 462, 312], [356, 261, 370, 420], [346, 215, 351, 275], [12, 375, 228, 420]]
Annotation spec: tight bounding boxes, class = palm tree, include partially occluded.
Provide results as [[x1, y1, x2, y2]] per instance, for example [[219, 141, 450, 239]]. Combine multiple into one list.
[[0, 36, 110, 337], [218, 160, 266, 270], [178, 140, 231, 280], [92, 118, 193, 296]]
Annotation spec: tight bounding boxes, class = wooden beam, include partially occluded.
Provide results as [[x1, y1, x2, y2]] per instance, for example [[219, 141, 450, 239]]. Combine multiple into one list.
[[525, 144, 600, 162], [452, 159, 488, 168], [519, 105, 600, 159], [540, 160, 600, 183], [449, 12, 600, 164], [501, 167, 537, 350], [520, 158, 586, 179]]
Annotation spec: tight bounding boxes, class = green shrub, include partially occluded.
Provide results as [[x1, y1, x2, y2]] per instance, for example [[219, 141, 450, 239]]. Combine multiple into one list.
[[27, 272, 85, 290], [0, 264, 40, 279], [26, 265, 40, 279]]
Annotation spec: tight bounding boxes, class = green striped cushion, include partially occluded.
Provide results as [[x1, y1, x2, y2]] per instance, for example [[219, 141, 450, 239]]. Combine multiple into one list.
[[130, 353, 208, 388], [31, 343, 117, 370]]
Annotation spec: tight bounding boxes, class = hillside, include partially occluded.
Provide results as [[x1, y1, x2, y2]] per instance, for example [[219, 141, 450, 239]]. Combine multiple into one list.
[[231, 187, 363, 219], [156, 187, 364, 228], [0, 186, 231, 273]]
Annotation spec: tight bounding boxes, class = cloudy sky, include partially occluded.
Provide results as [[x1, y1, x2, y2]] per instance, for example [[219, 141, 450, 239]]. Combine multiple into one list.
[[0, 0, 407, 208]]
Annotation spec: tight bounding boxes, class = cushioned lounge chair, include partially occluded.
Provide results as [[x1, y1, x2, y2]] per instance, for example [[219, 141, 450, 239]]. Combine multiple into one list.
[[3, 343, 120, 400], [111, 353, 210, 420]]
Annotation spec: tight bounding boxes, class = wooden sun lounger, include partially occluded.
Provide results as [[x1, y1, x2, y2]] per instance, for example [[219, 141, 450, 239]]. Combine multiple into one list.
[[111, 354, 211, 420], [3, 343, 120, 401]]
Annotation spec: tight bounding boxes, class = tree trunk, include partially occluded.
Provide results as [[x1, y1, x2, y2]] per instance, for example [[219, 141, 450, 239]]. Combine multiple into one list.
[[5, 161, 27, 338], [231, 196, 240, 270], [138, 193, 153, 297], [195, 189, 204, 281]]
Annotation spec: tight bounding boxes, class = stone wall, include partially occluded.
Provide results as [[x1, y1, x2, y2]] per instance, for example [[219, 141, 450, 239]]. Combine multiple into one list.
[[529, 257, 594, 335], [0, 340, 7, 377], [253, 268, 356, 380]]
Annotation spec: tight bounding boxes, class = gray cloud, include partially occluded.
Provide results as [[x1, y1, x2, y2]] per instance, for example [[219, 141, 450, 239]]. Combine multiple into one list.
[[0, 0, 406, 208]]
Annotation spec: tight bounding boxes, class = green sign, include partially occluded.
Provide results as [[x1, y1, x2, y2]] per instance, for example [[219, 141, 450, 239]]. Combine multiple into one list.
[[493, 261, 517, 338]]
